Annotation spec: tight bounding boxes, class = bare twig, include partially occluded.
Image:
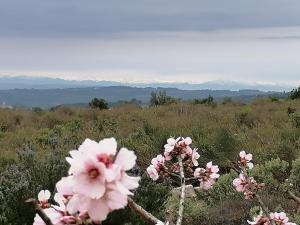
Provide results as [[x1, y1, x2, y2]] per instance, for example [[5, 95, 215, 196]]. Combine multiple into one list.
[[287, 190, 300, 213], [127, 197, 161, 224], [26, 199, 53, 225], [255, 194, 275, 225], [185, 177, 198, 182], [176, 157, 186, 225]]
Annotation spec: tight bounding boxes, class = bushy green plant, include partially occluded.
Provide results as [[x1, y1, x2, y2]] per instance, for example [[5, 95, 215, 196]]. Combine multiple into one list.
[[165, 191, 209, 225], [291, 113, 300, 128], [288, 157, 300, 190], [289, 86, 300, 100], [250, 158, 289, 193], [150, 91, 180, 106], [0, 144, 69, 225], [89, 98, 109, 109], [193, 95, 214, 105]]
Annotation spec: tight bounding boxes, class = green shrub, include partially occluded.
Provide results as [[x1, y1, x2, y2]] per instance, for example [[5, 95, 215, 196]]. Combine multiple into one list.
[[289, 87, 300, 100], [89, 98, 109, 110], [288, 157, 300, 190], [150, 91, 180, 106]]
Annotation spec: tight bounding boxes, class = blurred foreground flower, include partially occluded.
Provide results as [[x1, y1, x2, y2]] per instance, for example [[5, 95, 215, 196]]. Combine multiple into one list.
[[33, 137, 140, 224]]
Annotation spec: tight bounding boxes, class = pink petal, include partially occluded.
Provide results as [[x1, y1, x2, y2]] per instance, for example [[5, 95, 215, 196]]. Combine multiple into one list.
[[114, 148, 137, 171]]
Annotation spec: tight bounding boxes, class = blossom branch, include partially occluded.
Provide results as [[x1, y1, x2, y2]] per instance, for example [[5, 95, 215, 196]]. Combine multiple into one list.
[[127, 197, 161, 224], [26, 198, 53, 225], [176, 157, 186, 225]]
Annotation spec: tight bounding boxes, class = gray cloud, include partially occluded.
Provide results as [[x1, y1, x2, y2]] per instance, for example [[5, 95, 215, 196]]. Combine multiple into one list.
[[1, 1, 300, 85], [1, 0, 300, 37], [1, 28, 300, 85]]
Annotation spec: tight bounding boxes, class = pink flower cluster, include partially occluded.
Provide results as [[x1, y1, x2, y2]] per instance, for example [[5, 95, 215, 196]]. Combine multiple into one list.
[[147, 137, 219, 190], [147, 154, 166, 181], [234, 151, 297, 225], [233, 174, 264, 199], [247, 214, 270, 225], [34, 190, 77, 225], [163, 137, 199, 163], [194, 162, 220, 190], [248, 212, 297, 225], [233, 151, 264, 199], [239, 150, 254, 169], [270, 212, 297, 225], [33, 138, 140, 224]]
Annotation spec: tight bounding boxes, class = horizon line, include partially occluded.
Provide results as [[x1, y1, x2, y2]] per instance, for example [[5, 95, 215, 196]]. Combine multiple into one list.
[[0, 74, 296, 88]]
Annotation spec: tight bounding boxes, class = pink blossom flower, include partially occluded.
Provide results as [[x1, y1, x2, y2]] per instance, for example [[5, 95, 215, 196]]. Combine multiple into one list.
[[147, 165, 159, 181], [200, 178, 216, 190], [191, 149, 200, 166], [177, 137, 191, 146], [164, 137, 179, 160], [206, 162, 220, 179], [66, 150, 107, 199], [194, 167, 206, 178], [179, 146, 193, 159], [66, 138, 138, 199], [194, 168, 216, 190], [164, 137, 178, 153], [194, 162, 219, 190], [247, 215, 270, 225], [67, 188, 128, 222], [233, 174, 248, 192], [184, 137, 192, 145], [163, 137, 194, 160], [239, 150, 254, 169], [110, 147, 140, 195], [53, 193, 67, 212], [178, 137, 193, 159], [164, 151, 172, 161], [270, 212, 296, 225], [56, 176, 74, 197], [151, 154, 165, 170]]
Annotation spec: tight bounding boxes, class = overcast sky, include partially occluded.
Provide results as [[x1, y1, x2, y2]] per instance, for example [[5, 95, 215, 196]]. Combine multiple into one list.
[[1, 0, 300, 85]]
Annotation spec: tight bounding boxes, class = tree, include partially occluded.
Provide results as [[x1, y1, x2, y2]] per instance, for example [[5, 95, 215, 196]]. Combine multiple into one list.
[[289, 86, 300, 100], [149, 90, 180, 106], [89, 98, 109, 110], [192, 95, 214, 105]]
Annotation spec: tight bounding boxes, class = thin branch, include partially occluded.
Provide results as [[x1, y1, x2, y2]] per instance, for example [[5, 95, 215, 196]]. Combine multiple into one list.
[[127, 197, 161, 224], [176, 157, 186, 225], [255, 194, 275, 225], [26, 199, 53, 225], [185, 177, 198, 182], [287, 190, 300, 213]]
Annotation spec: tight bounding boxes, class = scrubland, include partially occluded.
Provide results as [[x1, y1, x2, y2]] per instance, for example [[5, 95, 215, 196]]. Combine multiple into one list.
[[1, 99, 300, 225]]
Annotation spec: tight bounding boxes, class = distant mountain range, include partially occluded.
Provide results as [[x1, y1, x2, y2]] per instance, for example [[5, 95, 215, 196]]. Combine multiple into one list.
[[0, 76, 294, 92], [0, 76, 291, 108], [0, 86, 287, 108]]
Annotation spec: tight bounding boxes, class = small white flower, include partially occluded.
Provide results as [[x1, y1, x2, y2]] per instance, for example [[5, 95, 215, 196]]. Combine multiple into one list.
[[37, 190, 51, 202]]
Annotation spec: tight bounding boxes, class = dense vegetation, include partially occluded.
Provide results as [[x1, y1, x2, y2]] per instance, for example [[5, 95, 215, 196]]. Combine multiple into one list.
[[1, 98, 300, 225], [289, 87, 300, 100]]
